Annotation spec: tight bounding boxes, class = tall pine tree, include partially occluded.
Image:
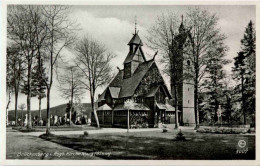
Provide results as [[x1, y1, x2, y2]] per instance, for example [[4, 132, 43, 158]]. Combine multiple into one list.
[[21, 53, 48, 122], [233, 20, 255, 125], [32, 54, 48, 121], [202, 43, 230, 123]]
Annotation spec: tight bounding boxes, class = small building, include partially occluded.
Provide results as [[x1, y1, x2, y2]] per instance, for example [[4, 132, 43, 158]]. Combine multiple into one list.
[[92, 22, 195, 128]]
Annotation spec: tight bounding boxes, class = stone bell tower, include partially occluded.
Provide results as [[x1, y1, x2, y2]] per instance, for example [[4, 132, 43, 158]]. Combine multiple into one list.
[[175, 16, 195, 126]]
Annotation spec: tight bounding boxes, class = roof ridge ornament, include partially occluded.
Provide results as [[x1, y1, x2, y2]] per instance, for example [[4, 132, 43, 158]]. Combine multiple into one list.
[[135, 16, 137, 34], [152, 51, 158, 60]]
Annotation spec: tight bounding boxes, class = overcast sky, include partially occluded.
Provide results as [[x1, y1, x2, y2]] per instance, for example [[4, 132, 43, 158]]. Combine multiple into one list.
[[9, 5, 255, 110]]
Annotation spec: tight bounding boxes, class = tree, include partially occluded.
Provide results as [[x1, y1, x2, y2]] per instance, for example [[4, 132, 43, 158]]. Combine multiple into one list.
[[74, 36, 115, 128], [147, 13, 192, 129], [222, 90, 233, 124], [7, 5, 48, 129], [6, 45, 15, 126], [232, 20, 255, 125], [32, 54, 48, 121], [58, 65, 85, 125], [186, 8, 227, 128], [202, 43, 230, 122], [18, 103, 26, 126], [124, 99, 135, 132], [74, 97, 85, 126], [6, 44, 25, 126], [41, 6, 76, 134], [148, 9, 226, 128]]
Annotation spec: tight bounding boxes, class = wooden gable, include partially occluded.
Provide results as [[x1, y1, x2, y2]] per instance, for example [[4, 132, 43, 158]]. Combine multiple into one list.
[[133, 63, 165, 97]]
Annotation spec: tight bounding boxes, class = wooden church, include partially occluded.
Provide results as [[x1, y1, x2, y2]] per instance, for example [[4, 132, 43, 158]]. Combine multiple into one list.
[[92, 22, 195, 128]]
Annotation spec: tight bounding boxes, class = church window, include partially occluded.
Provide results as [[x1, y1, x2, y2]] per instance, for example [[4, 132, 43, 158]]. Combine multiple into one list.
[[188, 100, 189, 104], [187, 60, 190, 66]]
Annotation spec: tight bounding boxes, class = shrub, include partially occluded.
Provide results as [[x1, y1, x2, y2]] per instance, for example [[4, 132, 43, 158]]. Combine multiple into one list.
[[216, 127, 224, 134], [83, 131, 89, 136], [162, 128, 168, 133], [223, 127, 232, 134], [197, 126, 250, 134], [175, 129, 186, 141], [196, 127, 206, 133]]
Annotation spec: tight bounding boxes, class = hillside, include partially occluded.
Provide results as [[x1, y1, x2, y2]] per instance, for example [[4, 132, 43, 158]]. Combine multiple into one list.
[[8, 103, 96, 121]]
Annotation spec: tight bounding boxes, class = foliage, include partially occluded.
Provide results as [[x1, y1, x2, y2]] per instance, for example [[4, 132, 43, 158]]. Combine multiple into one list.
[[6, 44, 25, 125], [232, 20, 255, 125], [148, 8, 228, 127], [147, 12, 190, 129], [175, 129, 186, 141], [83, 131, 89, 136], [162, 128, 168, 133], [32, 55, 48, 100], [7, 5, 49, 129], [201, 41, 230, 122]]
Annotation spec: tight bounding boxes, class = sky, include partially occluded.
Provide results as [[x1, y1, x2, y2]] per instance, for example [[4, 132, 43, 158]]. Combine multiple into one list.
[[8, 5, 256, 110]]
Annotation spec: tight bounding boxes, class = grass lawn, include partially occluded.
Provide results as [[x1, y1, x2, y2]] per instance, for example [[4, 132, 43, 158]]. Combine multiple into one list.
[[39, 129, 255, 160]]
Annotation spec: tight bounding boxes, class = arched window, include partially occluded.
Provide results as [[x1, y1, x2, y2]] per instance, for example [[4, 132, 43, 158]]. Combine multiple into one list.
[[187, 60, 191, 66]]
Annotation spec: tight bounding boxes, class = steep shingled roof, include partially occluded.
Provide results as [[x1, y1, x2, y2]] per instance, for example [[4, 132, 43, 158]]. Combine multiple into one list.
[[98, 60, 155, 101], [128, 33, 143, 46], [111, 60, 154, 98], [123, 45, 146, 64]]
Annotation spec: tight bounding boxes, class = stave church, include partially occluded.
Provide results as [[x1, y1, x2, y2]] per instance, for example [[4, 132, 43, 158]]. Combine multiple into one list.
[[91, 21, 195, 128]]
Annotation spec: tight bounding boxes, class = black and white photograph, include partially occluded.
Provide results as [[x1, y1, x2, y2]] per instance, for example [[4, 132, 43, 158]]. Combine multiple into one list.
[[1, 1, 259, 165]]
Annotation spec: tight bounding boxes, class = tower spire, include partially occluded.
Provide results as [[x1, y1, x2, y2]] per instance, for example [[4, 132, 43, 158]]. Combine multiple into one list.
[[135, 16, 137, 34], [179, 14, 185, 33]]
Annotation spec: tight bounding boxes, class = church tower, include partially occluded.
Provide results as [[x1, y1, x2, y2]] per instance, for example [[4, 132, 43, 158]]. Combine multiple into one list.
[[123, 22, 146, 79], [176, 17, 195, 125]]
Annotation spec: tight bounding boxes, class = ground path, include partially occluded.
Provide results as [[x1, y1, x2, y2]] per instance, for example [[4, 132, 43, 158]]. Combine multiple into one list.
[[12, 124, 196, 137], [6, 128, 101, 160]]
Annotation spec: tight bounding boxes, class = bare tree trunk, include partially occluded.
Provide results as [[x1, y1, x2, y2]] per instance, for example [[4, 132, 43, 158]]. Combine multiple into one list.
[[70, 71, 74, 126], [127, 109, 130, 132], [14, 89, 18, 126], [46, 88, 51, 134], [91, 93, 99, 128], [6, 91, 12, 126], [241, 73, 246, 125], [39, 96, 42, 121], [22, 109, 24, 127], [170, 54, 179, 129], [27, 61, 32, 129], [173, 85, 179, 129], [194, 54, 200, 129], [189, 33, 200, 129], [69, 102, 72, 126], [194, 80, 199, 128], [70, 90, 74, 126]]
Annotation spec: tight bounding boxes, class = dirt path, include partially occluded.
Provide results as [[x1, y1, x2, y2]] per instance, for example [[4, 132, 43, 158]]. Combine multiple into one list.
[[6, 129, 101, 160]]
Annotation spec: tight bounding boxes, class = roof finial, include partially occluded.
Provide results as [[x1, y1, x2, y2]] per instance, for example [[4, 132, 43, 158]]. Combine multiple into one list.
[[181, 14, 183, 23], [135, 16, 137, 34]]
